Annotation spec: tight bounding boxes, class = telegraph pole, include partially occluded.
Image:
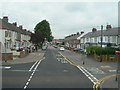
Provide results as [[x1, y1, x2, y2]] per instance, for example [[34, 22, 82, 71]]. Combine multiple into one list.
[[101, 25, 103, 48], [100, 25, 103, 62]]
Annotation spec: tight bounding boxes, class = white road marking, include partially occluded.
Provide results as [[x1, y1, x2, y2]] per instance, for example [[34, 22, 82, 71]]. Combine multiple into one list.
[[57, 58, 68, 63], [109, 70, 116, 72], [77, 66, 98, 85], [24, 60, 42, 89], [30, 76, 33, 79], [28, 79, 31, 82], [29, 61, 38, 72], [33, 61, 41, 71], [81, 66, 98, 81], [0, 66, 11, 69], [26, 82, 29, 86], [87, 68, 105, 74], [24, 86, 27, 89]]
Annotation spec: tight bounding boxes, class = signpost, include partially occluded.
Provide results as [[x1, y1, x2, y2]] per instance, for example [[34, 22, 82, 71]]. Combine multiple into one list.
[[116, 49, 120, 55], [115, 49, 120, 89]]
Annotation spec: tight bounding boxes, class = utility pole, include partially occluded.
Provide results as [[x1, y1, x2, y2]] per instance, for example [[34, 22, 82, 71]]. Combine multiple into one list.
[[100, 25, 103, 62], [101, 25, 103, 48]]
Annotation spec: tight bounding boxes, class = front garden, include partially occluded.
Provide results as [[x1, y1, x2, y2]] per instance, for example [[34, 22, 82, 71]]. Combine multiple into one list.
[[86, 46, 119, 62]]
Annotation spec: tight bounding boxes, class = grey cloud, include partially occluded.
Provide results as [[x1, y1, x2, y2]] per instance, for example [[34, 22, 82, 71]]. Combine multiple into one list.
[[64, 2, 88, 12], [1, 2, 118, 39]]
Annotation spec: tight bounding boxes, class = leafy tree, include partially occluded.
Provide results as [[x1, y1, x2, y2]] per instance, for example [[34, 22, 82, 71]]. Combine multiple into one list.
[[34, 20, 53, 42], [30, 32, 44, 44]]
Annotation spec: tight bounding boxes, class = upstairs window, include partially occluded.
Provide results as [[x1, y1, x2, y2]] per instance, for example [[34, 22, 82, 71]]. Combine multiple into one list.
[[5, 31, 9, 37]]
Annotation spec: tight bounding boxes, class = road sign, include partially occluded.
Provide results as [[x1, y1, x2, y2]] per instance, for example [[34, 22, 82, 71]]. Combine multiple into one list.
[[116, 49, 120, 55]]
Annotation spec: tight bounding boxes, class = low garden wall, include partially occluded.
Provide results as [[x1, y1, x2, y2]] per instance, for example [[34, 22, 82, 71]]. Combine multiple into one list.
[[2, 53, 13, 61], [0, 53, 2, 60]]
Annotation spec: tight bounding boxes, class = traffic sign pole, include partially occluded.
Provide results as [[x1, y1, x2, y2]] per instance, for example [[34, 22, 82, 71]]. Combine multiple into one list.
[[115, 49, 120, 82]]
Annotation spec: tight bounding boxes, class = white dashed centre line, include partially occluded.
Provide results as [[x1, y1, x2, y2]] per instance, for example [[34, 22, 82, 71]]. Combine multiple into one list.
[[23, 57, 45, 89]]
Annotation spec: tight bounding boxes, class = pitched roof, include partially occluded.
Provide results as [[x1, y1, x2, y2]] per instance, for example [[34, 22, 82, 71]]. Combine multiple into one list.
[[81, 27, 119, 38], [0, 18, 31, 36], [64, 34, 81, 41]]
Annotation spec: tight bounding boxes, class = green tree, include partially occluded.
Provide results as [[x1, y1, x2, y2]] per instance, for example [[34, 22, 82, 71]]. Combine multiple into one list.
[[34, 20, 53, 42]]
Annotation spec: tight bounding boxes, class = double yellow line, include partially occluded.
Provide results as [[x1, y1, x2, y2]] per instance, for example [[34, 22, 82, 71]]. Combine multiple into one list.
[[59, 52, 120, 90], [93, 74, 120, 90]]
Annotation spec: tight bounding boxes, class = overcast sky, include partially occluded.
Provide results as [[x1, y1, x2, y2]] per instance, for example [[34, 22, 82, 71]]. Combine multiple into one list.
[[0, 0, 119, 39]]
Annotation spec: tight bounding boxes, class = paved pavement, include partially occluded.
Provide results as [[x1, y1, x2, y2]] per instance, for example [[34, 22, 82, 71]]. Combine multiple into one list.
[[1, 49, 45, 65], [59, 48, 119, 90]]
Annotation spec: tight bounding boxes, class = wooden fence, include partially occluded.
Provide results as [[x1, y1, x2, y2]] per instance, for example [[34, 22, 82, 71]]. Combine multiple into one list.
[[94, 54, 119, 62]]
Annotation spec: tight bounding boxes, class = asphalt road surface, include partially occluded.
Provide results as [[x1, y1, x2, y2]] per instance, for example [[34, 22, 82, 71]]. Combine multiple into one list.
[[2, 46, 93, 89]]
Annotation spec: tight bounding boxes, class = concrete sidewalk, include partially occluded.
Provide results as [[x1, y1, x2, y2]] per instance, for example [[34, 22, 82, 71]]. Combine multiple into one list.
[[1, 49, 46, 65], [60, 49, 119, 89]]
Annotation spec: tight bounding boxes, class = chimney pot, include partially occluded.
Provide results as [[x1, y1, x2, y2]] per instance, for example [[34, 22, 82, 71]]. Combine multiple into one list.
[[3, 16, 8, 22], [12, 22, 17, 26], [92, 28, 97, 32], [106, 25, 112, 30], [81, 31, 84, 34], [77, 32, 79, 35], [19, 25, 23, 30]]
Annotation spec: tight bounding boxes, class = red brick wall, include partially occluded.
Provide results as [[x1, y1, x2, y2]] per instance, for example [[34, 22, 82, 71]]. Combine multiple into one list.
[[2, 53, 13, 60]]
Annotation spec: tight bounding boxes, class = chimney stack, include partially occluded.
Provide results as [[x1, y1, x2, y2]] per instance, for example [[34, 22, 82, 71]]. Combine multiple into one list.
[[19, 25, 23, 30], [106, 25, 112, 30], [12, 22, 17, 27], [77, 32, 80, 35], [81, 31, 84, 34], [3, 16, 8, 22], [23, 29, 27, 31], [92, 28, 97, 32]]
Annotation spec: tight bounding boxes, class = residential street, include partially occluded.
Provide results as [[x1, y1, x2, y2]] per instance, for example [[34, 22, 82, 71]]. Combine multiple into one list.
[[0, 2, 119, 90], [2, 46, 93, 89]]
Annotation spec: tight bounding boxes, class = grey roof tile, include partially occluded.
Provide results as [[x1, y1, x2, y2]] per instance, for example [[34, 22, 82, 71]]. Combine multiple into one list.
[[64, 34, 81, 41], [82, 27, 119, 38], [0, 19, 31, 36]]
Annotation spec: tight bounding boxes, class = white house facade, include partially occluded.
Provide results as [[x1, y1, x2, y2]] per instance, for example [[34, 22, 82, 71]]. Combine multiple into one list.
[[80, 25, 119, 49], [0, 16, 32, 54]]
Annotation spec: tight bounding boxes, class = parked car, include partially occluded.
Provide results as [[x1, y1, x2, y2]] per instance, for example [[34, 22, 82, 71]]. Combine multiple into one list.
[[42, 45, 47, 50], [59, 47, 65, 51], [53, 45, 58, 48], [74, 48, 84, 52]]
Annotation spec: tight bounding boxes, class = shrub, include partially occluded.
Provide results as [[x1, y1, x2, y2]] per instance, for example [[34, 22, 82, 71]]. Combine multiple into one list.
[[86, 46, 116, 55], [86, 46, 101, 55]]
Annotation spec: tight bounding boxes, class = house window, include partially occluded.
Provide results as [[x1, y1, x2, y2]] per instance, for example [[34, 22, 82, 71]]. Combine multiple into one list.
[[94, 37, 97, 43], [86, 38, 89, 42], [105, 36, 107, 42], [6, 42, 9, 49], [90, 38, 93, 43], [5, 31, 9, 37], [108, 36, 110, 43], [9, 32, 12, 37], [112, 36, 116, 43]]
